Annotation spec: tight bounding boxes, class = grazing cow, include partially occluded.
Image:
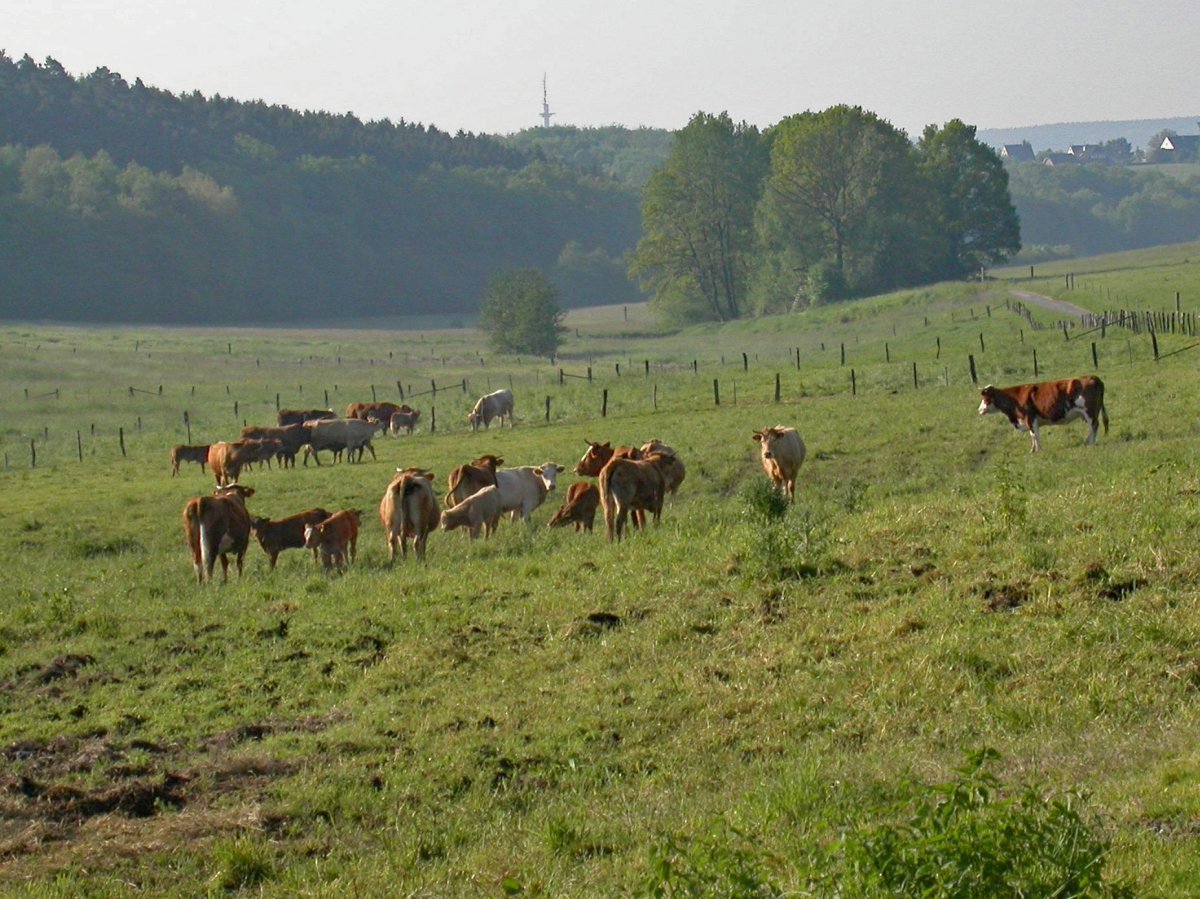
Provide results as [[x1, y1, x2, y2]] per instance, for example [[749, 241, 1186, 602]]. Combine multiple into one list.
[[250, 507, 330, 568], [241, 424, 309, 468], [207, 440, 262, 487], [494, 463, 564, 522], [277, 408, 335, 429], [303, 509, 362, 573], [640, 439, 686, 496], [182, 485, 255, 584], [467, 389, 514, 431], [599, 452, 674, 542], [978, 376, 1109, 453], [303, 417, 386, 465], [751, 426, 806, 501], [548, 482, 600, 532], [170, 444, 211, 476], [440, 485, 502, 539], [388, 409, 421, 436], [380, 468, 440, 561], [446, 454, 504, 508]]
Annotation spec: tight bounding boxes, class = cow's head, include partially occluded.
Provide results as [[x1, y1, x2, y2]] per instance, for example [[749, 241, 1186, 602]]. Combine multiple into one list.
[[751, 427, 786, 460], [534, 463, 565, 492], [575, 440, 612, 476], [472, 454, 503, 472], [303, 523, 322, 549], [978, 385, 998, 416]]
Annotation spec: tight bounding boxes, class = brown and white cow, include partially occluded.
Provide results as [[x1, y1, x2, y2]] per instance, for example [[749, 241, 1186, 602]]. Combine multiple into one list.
[[388, 409, 421, 436], [250, 507, 330, 568], [467, 389, 514, 431], [380, 468, 440, 562], [598, 452, 675, 542], [347, 401, 413, 424], [207, 440, 262, 486], [978, 376, 1109, 453], [303, 509, 362, 573], [446, 454, 504, 508], [440, 484, 502, 539], [277, 408, 335, 428], [494, 463, 564, 522], [548, 482, 600, 532], [182, 484, 255, 584], [751, 426, 806, 501], [170, 444, 211, 476]]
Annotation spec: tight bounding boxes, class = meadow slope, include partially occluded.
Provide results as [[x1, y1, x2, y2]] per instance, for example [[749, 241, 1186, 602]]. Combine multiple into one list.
[[3, 268, 1200, 895]]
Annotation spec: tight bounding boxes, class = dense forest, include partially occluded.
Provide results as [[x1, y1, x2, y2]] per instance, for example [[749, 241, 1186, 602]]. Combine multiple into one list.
[[0, 53, 643, 323]]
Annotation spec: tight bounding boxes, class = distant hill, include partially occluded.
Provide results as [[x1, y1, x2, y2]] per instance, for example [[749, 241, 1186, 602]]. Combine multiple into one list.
[[978, 118, 1200, 153], [500, 126, 674, 187]]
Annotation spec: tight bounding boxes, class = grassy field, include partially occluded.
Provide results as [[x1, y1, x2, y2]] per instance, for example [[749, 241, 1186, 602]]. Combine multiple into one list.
[[3, 256, 1200, 895]]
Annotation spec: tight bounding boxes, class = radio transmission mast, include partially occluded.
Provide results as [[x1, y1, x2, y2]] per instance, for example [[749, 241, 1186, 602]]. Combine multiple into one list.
[[540, 73, 555, 128]]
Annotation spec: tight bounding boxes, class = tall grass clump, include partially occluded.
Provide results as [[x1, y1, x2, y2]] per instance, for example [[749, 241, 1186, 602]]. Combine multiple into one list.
[[737, 476, 825, 581]]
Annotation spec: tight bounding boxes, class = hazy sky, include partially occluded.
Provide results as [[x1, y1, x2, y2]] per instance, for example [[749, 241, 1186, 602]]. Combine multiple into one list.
[[7, 0, 1198, 138]]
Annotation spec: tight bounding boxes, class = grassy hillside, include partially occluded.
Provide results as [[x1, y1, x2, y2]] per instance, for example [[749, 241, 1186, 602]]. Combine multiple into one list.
[[3, 260, 1200, 894]]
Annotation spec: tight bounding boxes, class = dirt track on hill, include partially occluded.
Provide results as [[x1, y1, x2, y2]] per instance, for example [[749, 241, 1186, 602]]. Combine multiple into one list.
[[1009, 289, 1091, 319]]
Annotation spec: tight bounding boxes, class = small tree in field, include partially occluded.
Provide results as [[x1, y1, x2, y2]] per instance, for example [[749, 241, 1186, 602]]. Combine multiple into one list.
[[479, 268, 565, 358]]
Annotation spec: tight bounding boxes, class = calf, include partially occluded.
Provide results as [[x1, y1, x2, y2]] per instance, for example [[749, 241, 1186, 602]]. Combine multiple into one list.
[[250, 507, 330, 568], [240, 424, 309, 468], [388, 409, 421, 436], [446, 454, 503, 507], [303, 509, 362, 573], [573, 440, 640, 477], [548, 482, 600, 532], [182, 485, 255, 584], [599, 452, 674, 542], [640, 439, 685, 496], [170, 443, 210, 476], [440, 485, 502, 539], [467, 389, 514, 430], [978, 376, 1108, 452], [380, 468, 439, 561], [751, 426, 806, 501]]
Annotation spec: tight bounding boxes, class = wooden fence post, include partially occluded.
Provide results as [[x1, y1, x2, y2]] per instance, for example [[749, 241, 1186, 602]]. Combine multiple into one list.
[[851, 369, 857, 396], [184, 411, 191, 443], [742, 352, 748, 372], [968, 354, 978, 385], [774, 372, 781, 403], [1151, 329, 1160, 361], [840, 343, 846, 365], [885, 342, 890, 363], [430, 406, 436, 433], [1092, 342, 1099, 369], [602, 389, 608, 418], [77, 430, 82, 462], [912, 362, 918, 390], [644, 359, 650, 377], [30, 439, 36, 469], [1033, 348, 1039, 377], [712, 379, 720, 406], [545, 396, 551, 422], [119, 427, 126, 458], [979, 333, 985, 353]]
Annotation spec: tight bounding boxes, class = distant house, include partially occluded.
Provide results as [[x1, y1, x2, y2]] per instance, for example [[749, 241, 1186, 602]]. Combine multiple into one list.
[[1000, 142, 1036, 163], [1042, 152, 1076, 167], [1157, 133, 1200, 161]]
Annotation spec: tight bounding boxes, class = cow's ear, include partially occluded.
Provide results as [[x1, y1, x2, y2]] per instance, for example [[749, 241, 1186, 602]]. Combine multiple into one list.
[[556, 464, 565, 472], [424, 471, 435, 480], [603, 442, 611, 449], [751, 432, 763, 442]]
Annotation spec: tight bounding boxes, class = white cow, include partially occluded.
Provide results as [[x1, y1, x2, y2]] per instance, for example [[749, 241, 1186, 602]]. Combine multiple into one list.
[[468, 389, 514, 431], [751, 426, 806, 501], [493, 462, 564, 522]]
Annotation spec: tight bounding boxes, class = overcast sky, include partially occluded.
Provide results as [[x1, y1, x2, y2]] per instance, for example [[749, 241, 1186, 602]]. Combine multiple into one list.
[[7, 0, 1198, 138]]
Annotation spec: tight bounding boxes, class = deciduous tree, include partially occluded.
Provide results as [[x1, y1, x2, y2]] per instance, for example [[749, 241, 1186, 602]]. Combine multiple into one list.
[[478, 268, 565, 358]]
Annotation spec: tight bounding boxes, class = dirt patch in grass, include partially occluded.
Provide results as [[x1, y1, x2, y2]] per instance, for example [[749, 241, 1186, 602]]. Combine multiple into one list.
[[1, 654, 95, 693], [981, 583, 1030, 612]]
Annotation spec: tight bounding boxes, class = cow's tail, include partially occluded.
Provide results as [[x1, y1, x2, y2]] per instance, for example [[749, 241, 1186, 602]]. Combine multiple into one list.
[[190, 502, 211, 583], [599, 465, 617, 541], [445, 468, 463, 507]]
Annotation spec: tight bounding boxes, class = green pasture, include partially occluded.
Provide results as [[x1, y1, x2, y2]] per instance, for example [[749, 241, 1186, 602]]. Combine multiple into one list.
[[3, 260, 1200, 895]]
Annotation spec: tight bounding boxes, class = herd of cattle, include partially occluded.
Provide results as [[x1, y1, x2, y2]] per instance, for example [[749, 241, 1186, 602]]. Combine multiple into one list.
[[179, 375, 1106, 583]]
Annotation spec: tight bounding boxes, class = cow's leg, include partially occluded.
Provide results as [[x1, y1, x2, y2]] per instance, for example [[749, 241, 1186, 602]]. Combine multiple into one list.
[[1028, 419, 1041, 453], [218, 554, 230, 583], [1081, 411, 1098, 445], [235, 552, 245, 578]]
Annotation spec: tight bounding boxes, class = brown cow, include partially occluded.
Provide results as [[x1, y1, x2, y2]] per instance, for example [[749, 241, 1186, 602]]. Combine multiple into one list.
[[182, 485, 255, 584], [170, 444, 210, 476], [347, 401, 413, 423], [380, 468, 440, 562], [207, 441, 262, 486], [598, 452, 675, 542], [978, 376, 1108, 452], [640, 439, 685, 496], [439, 484, 502, 539], [242, 438, 283, 470], [250, 507, 330, 568], [303, 509, 362, 573], [751, 426, 806, 501], [240, 424, 309, 468], [446, 454, 504, 508], [548, 482, 600, 532], [277, 408, 335, 428], [573, 440, 640, 477]]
